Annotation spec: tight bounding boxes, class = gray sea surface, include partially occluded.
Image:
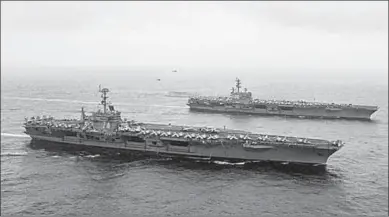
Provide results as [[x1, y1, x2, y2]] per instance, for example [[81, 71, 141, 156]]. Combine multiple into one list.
[[1, 69, 388, 216]]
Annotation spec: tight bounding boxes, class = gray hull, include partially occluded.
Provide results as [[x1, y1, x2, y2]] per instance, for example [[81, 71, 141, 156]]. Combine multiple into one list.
[[188, 104, 377, 120], [27, 133, 338, 165]]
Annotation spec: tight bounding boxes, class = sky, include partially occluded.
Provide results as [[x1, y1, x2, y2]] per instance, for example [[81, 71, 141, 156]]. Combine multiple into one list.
[[1, 1, 388, 79]]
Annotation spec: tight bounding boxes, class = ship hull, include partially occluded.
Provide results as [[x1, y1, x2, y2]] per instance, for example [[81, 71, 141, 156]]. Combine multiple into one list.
[[26, 133, 337, 166], [188, 104, 377, 120]]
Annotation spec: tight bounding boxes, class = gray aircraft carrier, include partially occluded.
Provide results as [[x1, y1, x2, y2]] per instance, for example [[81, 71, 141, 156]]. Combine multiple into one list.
[[187, 78, 378, 120], [23, 86, 344, 166]]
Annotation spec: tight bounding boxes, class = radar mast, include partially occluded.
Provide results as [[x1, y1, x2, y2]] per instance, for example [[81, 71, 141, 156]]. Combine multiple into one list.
[[99, 85, 109, 114], [235, 78, 242, 93]]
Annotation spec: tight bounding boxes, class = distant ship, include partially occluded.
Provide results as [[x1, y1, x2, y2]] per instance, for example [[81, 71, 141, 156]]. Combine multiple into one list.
[[187, 78, 379, 120], [23, 86, 344, 166]]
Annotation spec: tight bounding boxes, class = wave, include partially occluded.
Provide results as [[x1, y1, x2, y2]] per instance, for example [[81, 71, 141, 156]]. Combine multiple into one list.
[[1, 133, 30, 138], [3, 96, 97, 105], [212, 160, 246, 166], [0, 108, 21, 111], [3, 96, 186, 109], [126, 104, 186, 109], [128, 92, 166, 97], [1, 152, 28, 157], [159, 110, 189, 116], [82, 154, 101, 158], [165, 91, 194, 98]]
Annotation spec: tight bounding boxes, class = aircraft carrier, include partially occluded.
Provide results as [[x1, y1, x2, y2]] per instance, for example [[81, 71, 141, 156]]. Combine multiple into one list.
[[187, 78, 379, 120], [23, 86, 344, 166]]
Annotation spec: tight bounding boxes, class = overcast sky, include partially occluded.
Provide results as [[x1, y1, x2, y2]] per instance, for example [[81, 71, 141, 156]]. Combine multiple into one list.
[[1, 1, 388, 77]]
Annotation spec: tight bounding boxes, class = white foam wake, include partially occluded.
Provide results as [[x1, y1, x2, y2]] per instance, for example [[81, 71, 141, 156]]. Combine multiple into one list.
[[212, 160, 246, 166], [1, 152, 28, 157], [83, 154, 101, 158], [1, 133, 30, 138]]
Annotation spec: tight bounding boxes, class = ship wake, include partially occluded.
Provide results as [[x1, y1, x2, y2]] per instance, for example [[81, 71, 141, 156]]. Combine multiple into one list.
[[1, 133, 30, 138], [1, 151, 28, 157]]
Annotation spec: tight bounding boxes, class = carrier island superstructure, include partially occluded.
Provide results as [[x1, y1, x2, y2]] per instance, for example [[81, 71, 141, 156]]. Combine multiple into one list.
[[23, 86, 344, 166], [187, 78, 378, 120]]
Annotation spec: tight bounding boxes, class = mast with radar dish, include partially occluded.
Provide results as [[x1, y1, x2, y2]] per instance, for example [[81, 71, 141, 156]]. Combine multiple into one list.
[[235, 78, 242, 93], [99, 84, 110, 114]]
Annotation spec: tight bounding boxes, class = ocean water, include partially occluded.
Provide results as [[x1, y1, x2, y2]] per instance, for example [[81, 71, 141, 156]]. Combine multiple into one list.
[[1, 69, 388, 216]]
